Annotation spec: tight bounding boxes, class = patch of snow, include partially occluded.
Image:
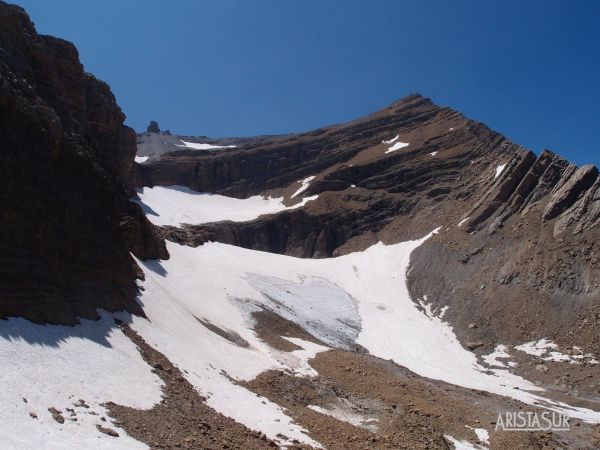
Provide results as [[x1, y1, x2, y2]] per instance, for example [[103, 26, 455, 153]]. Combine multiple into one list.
[[275, 337, 329, 377], [516, 339, 598, 365], [458, 217, 470, 227], [0, 311, 163, 449], [430, 151, 438, 156], [482, 345, 517, 368], [474, 428, 489, 444], [466, 425, 490, 445], [438, 305, 449, 318], [494, 163, 507, 179], [449, 127, 455, 131], [385, 141, 410, 154], [444, 435, 485, 450], [350, 184, 356, 188], [382, 135, 399, 145], [515, 338, 558, 357], [177, 140, 236, 150], [134, 155, 149, 163], [418, 295, 446, 320], [308, 404, 378, 431], [291, 176, 316, 198], [133, 185, 317, 227]]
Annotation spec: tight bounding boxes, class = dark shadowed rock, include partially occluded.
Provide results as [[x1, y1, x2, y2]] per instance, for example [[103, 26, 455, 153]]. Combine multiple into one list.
[[147, 120, 160, 133], [0, 1, 166, 324]]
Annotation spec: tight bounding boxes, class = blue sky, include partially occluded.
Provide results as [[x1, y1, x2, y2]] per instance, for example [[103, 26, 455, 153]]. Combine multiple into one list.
[[14, 0, 600, 166]]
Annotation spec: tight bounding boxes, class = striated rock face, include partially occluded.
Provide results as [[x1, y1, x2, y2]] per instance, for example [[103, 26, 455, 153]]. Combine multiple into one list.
[[147, 120, 160, 133], [138, 95, 518, 199], [0, 1, 166, 324], [141, 91, 599, 257], [145, 95, 529, 258], [543, 164, 599, 220]]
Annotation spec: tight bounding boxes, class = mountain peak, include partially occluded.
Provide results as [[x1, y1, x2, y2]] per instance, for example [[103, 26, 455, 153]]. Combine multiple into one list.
[[147, 120, 160, 133]]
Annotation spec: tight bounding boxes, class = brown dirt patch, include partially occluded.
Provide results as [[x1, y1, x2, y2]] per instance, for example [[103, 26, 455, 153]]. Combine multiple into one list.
[[252, 309, 327, 351]]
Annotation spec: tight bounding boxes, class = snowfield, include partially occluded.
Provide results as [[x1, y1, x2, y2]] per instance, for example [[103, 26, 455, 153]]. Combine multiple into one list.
[[134, 185, 318, 227], [176, 139, 237, 150]]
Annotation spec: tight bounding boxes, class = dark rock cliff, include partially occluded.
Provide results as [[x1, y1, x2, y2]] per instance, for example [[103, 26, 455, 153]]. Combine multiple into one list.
[[0, 1, 166, 324], [137, 93, 599, 353]]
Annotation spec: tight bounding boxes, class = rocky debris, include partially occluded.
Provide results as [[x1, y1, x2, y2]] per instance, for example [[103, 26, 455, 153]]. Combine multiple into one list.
[[466, 341, 484, 351], [74, 399, 90, 409], [245, 348, 591, 449], [146, 120, 160, 133], [0, 1, 165, 324], [195, 316, 250, 348], [536, 364, 549, 373], [29, 412, 37, 419], [48, 407, 65, 424], [96, 424, 119, 437]]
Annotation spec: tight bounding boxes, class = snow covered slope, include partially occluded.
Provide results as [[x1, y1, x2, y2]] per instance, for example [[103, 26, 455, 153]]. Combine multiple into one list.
[[0, 313, 162, 449], [131, 233, 600, 428]]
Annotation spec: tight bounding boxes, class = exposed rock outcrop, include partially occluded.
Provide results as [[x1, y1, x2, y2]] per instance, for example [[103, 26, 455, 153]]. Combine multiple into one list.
[[147, 120, 160, 133]]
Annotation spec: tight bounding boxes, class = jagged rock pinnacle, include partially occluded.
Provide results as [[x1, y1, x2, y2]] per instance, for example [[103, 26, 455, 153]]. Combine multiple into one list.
[[147, 120, 160, 133]]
